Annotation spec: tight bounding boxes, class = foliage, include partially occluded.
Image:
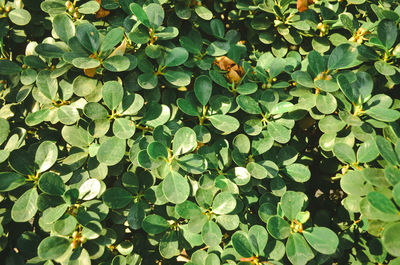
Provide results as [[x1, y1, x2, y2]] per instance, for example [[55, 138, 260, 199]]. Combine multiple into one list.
[[0, 0, 399, 264]]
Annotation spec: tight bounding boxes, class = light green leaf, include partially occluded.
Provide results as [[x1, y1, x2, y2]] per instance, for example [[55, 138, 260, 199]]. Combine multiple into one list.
[[53, 14, 75, 43], [202, 220, 222, 247], [8, 8, 31, 26], [286, 233, 315, 265], [35, 141, 58, 173], [162, 171, 190, 204], [172, 127, 197, 156], [303, 227, 339, 254], [97, 137, 126, 166], [208, 115, 240, 134], [11, 188, 38, 222]]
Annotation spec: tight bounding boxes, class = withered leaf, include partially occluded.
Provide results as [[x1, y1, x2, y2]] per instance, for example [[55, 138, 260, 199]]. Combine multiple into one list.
[[214, 56, 244, 84]]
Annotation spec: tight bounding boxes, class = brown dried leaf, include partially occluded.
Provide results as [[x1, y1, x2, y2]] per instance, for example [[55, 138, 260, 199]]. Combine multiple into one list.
[[214, 56, 235, 71], [95, 0, 110, 18], [214, 56, 244, 83], [107, 39, 127, 58], [297, 0, 314, 12], [84, 67, 97, 77]]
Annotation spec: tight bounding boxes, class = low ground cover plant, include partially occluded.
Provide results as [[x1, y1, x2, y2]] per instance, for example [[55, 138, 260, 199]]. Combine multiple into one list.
[[0, 0, 400, 264]]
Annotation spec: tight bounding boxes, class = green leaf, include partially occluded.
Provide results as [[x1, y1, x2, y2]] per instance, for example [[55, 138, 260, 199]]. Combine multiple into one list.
[[103, 55, 130, 72], [248, 225, 269, 256], [281, 191, 305, 220], [365, 107, 400, 122], [38, 172, 65, 196], [237, 95, 262, 114], [291, 71, 314, 88], [8, 8, 31, 26], [267, 121, 291, 144], [270, 102, 295, 115], [394, 183, 400, 207], [205, 253, 220, 265], [246, 162, 268, 180], [195, 6, 213, 20], [84, 102, 109, 120], [138, 72, 158, 89], [286, 233, 315, 265], [42, 204, 68, 225], [177, 153, 207, 174], [177, 98, 200, 116], [328, 43, 360, 70], [0, 172, 25, 192], [340, 170, 372, 196], [210, 19, 225, 38], [382, 222, 400, 257], [127, 202, 145, 230], [0, 118, 9, 145], [36, 70, 58, 100], [165, 47, 188, 67], [72, 57, 100, 69], [333, 143, 356, 164], [284, 163, 311, 183], [258, 203, 277, 223], [38, 236, 71, 260], [35, 141, 58, 173], [97, 137, 125, 166], [112, 118, 135, 139], [11, 188, 38, 222], [0, 60, 22, 75], [102, 187, 133, 209], [236, 82, 258, 95], [79, 178, 101, 200], [78, 1, 100, 14], [367, 192, 398, 215], [208, 115, 240, 134], [172, 127, 197, 156], [303, 227, 339, 254], [162, 171, 190, 204], [62, 125, 94, 147], [35, 44, 65, 58], [76, 23, 100, 53], [142, 214, 169, 234], [129, 3, 150, 27], [378, 19, 397, 49], [176, 201, 202, 219], [58, 106, 80, 125], [164, 70, 191, 86], [194, 75, 212, 106], [53, 14, 75, 43], [202, 220, 222, 247], [375, 61, 396, 76], [102, 81, 123, 110], [144, 3, 164, 28], [68, 247, 91, 265], [147, 141, 168, 159], [25, 109, 50, 126], [376, 136, 399, 166], [232, 231, 253, 258], [267, 216, 290, 240], [362, 168, 391, 187], [159, 231, 180, 259], [357, 139, 379, 163], [72, 75, 98, 97], [212, 192, 236, 215], [316, 93, 337, 114], [100, 28, 124, 52]]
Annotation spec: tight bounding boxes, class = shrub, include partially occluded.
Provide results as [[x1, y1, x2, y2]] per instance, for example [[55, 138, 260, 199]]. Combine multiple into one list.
[[0, 0, 399, 264]]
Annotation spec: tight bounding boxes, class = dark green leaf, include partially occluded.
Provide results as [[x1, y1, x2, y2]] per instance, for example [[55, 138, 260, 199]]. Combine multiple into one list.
[[38, 236, 71, 260]]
